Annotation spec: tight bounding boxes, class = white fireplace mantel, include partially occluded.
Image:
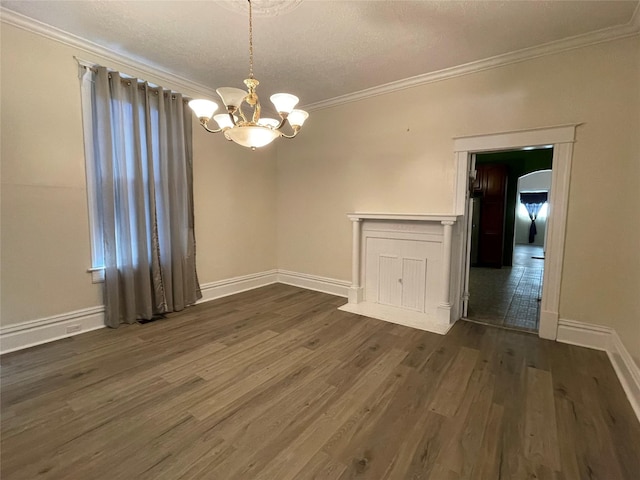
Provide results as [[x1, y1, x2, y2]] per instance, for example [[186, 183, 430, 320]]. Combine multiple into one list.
[[346, 213, 459, 223], [339, 213, 463, 335]]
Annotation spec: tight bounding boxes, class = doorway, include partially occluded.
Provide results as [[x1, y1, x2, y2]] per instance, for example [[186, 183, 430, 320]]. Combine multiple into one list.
[[466, 149, 552, 333], [453, 124, 576, 340]]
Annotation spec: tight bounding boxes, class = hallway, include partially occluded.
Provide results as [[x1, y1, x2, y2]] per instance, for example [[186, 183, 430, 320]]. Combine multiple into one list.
[[467, 245, 544, 332]]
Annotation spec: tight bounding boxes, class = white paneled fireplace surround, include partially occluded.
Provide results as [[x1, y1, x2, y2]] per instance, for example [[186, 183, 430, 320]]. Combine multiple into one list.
[[339, 213, 464, 335]]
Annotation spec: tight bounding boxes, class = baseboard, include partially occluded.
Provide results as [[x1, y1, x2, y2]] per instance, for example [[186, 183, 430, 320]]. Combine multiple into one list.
[[277, 270, 350, 297], [556, 318, 612, 351], [2, 279, 638, 424], [557, 318, 640, 422], [0, 306, 105, 354], [0, 270, 279, 354], [197, 269, 279, 304], [608, 330, 640, 421], [339, 301, 453, 335]]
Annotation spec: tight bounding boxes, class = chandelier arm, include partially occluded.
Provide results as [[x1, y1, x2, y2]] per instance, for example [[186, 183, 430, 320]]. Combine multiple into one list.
[[275, 116, 289, 130], [279, 128, 301, 139], [252, 100, 261, 124], [236, 104, 249, 123], [200, 121, 223, 134]]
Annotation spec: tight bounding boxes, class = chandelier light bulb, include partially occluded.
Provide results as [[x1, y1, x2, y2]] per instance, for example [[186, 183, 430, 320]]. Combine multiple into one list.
[[216, 87, 248, 109], [188, 99, 218, 120], [270, 93, 299, 114], [288, 109, 309, 128]]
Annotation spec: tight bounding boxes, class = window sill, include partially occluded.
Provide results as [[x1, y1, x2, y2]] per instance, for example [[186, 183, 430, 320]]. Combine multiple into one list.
[[88, 267, 105, 283]]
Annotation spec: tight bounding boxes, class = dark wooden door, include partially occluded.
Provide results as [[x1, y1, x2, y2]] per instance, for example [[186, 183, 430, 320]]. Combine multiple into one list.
[[474, 164, 508, 267]]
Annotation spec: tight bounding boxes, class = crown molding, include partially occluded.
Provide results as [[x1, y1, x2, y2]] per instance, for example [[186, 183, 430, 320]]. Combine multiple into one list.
[[2, 6, 638, 111], [0, 7, 217, 99], [632, 1, 640, 30], [304, 20, 640, 112]]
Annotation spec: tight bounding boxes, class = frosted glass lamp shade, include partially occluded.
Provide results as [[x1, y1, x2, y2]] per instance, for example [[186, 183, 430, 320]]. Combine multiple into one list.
[[225, 125, 280, 148], [270, 93, 299, 114], [216, 87, 248, 108], [188, 99, 218, 120], [287, 109, 309, 127], [213, 113, 236, 129], [257, 117, 280, 128]]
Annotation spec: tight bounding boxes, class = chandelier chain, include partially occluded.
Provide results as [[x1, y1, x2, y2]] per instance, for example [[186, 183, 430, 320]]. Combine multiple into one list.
[[248, 0, 254, 79]]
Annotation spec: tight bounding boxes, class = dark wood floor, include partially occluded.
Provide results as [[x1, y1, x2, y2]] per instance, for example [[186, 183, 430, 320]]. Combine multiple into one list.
[[2, 284, 639, 479]]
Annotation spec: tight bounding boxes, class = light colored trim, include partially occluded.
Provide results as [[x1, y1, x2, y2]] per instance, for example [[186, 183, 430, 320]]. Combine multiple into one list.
[[633, 2, 640, 31], [198, 270, 279, 304], [454, 125, 576, 341], [0, 270, 279, 354], [87, 267, 105, 283], [338, 302, 453, 335], [0, 8, 217, 99], [538, 141, 573, 339], [557, 319, 640, 422], [347, 213, 460, 223], [304, 26, 640, 111], [0, 269, 341, 353], [453, 124, 577, 153], [609, 330, 640, 422], [4, 5, 636, 113], [0, 307, 105, 354], [277, 270, 350, 298], [556, 318, 612, 351]]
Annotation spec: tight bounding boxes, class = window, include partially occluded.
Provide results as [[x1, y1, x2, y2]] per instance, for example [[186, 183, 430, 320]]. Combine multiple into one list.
[[80, 67, 105, 282]]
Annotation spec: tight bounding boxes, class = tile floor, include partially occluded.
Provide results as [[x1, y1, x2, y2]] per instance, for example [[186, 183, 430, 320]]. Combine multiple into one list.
[[467, 244, 544, 332]]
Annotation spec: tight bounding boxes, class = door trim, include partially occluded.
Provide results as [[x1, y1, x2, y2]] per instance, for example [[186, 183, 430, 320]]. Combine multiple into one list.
[[453, 124, 577, 340]]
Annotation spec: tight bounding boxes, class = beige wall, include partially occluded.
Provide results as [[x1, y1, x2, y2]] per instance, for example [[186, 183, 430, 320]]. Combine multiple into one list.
[[0, 24, 277, 327], [277, 36, 640, 362], [2, 21, 638, 364]]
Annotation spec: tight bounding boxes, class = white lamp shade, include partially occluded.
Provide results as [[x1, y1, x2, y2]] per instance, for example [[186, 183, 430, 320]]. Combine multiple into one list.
[[188, 99, 218, 119], [287, 109, 309, 127], [216, 87, 248, 108], [213, 113, 236, 129], [257, 117, 280, 128], [225, 125, 280, 149], [270, 93, 299, 114]]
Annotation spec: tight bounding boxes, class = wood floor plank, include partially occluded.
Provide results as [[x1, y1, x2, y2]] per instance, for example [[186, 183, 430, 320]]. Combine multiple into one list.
[[524, 366, 561, 471], [189, 346, 314, 420], [251, 348, 409, 480], [432, 367, 494, 476], [296, 451, 348, 480], [469, 402, 505, 480], [427, 346, 479, 417], [208, 384, 340, 479], [1, 285, 639, 479]]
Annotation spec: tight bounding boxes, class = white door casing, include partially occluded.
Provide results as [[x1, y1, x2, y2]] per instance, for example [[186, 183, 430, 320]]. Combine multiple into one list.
[[453, 124, 577, 340], [461, 153, 477, 317]]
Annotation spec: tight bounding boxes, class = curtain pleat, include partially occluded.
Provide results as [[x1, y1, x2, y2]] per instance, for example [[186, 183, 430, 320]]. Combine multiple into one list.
[[89, 67, 201, 328]]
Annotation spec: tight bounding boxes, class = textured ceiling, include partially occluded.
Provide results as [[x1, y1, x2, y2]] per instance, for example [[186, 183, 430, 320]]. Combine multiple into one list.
[[2, 0, 638, 108]]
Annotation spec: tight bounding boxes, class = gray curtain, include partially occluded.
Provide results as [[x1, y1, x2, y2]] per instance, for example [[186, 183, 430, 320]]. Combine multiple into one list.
[[86, 66, 201, 327]]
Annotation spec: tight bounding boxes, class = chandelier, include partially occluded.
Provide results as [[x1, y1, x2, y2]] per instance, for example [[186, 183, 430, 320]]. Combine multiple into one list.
[[188, 0, 309, 150]]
